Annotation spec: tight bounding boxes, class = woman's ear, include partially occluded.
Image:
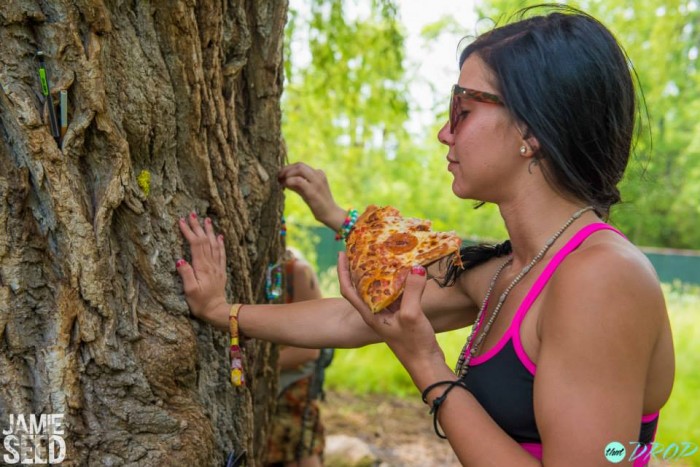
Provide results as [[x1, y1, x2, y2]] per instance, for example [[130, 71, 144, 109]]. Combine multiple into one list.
[[523, 134, 540, 155], [519, 127, 540, 157]]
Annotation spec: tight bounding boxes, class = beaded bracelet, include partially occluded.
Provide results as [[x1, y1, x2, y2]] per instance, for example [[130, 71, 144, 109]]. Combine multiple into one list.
[[335, 208, 359, 241], [421, 379, 470, 439], [229, 304, 245, 387]]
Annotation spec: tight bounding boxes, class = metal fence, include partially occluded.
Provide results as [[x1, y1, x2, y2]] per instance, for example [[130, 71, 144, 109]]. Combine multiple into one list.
[[305, 227, 700, 286]]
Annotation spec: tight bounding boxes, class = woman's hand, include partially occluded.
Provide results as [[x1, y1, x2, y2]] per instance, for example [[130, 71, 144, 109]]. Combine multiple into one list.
[[176, 213, 228, 322], [278, 162, 347, 231], [337, 253, 446, 378]]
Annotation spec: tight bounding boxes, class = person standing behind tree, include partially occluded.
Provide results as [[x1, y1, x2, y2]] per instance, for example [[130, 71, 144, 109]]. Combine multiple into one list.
[[264, 248, 327, 467]]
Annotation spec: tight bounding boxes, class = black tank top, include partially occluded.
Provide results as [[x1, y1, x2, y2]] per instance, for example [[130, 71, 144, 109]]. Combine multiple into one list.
[[460, 223, 659, 460]]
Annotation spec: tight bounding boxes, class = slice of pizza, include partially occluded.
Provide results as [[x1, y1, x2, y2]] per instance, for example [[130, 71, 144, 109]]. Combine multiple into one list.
[[346, 205, 463, 313]]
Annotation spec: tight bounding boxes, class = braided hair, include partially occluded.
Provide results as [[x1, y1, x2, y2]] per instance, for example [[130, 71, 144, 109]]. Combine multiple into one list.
[[441, 240, 512, 286]]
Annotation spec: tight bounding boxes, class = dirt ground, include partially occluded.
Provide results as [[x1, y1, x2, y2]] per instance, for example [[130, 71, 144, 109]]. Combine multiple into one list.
[[321, 390, 461, 466], [321, 390, 686, 467]]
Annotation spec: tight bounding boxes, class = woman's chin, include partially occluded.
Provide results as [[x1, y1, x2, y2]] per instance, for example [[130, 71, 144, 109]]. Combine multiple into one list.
[[451, 182, 471, 199]]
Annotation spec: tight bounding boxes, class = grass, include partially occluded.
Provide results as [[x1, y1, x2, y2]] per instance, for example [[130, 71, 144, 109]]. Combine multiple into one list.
[[324, 328, 471, 397], [319, 267, 700, 464], [655, 283, 700, 464]]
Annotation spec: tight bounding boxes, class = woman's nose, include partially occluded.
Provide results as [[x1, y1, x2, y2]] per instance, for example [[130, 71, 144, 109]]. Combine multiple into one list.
[[437, 121, 453, 146]]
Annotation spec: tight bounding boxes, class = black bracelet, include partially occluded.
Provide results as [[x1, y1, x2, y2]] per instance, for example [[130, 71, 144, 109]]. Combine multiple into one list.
[[420, 379, 470, 439], [421, 380, 453, 404]]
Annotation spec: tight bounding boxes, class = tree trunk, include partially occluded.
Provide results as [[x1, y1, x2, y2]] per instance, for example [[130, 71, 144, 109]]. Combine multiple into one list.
[[0, 0, 287, 465]]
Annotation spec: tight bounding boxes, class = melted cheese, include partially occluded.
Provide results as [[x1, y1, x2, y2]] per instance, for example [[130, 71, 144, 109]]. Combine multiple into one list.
[[347, 205, 462, 312]]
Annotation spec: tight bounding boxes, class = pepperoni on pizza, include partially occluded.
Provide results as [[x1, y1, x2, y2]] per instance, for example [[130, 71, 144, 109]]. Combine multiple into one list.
[[345, 205, 463, 313]]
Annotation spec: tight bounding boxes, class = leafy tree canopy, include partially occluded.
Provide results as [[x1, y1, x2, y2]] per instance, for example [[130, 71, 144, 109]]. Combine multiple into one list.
[[283, 0, 700, 259]]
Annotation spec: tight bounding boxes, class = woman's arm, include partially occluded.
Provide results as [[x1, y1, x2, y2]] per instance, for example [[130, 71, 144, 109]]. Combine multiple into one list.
[[275, 254, 324, 366], [278, 162, 347, 231], [177, 214, 477, 348], [338, 243, 669, 466], [337, 255, 540, 465], [175, 210, 377, 346], [533, 243, 667, 466], [182, 296, 380, 348]]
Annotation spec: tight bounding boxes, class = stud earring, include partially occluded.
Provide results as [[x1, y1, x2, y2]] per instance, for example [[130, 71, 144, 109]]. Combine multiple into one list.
[[520, 145, 527, 155]]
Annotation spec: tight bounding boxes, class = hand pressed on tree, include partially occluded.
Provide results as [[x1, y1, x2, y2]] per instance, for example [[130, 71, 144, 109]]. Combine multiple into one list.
[[176, 212, 228, 323], [278, 162, 347, 231]]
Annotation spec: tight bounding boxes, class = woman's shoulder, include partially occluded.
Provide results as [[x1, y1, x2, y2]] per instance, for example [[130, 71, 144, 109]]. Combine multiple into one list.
[[544, 227, 667, 329], [285, 252, 322, 301], [560, 227, 659, 288], [285, 250, 315, 277]]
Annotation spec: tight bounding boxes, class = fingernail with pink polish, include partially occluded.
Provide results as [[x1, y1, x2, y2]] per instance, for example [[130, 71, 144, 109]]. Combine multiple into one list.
[[411, 265, 426, 276], [176, 259, 186, 268], [190, 212, 197, 219]]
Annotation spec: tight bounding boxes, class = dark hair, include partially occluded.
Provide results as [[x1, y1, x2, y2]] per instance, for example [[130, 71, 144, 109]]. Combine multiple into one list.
[[445, 5, 641, 281], [442, 240, 512, 286], [463, 4, 637, 214]]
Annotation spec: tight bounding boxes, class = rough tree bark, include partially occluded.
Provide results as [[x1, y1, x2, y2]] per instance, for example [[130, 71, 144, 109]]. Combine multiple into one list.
[[0, 0, 288, 465]]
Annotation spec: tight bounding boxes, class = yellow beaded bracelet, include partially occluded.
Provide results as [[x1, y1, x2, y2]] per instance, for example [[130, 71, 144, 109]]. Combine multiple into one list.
[[229, 304, 245, 387]]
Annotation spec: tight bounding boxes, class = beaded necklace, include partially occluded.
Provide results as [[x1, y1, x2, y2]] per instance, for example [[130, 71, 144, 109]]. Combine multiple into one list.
[[265, 216, 291, 300], [454, 205, 594, 378]]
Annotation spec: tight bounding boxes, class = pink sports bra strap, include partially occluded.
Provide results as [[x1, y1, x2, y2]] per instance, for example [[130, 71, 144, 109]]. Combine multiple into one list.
[[470, 223, 625, 368], [508, 223, 625, 373], [521, 223, 624, 309]]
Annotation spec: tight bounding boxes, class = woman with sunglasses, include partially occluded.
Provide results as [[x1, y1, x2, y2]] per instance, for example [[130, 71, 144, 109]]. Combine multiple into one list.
[[177, 5, 674, 466]]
